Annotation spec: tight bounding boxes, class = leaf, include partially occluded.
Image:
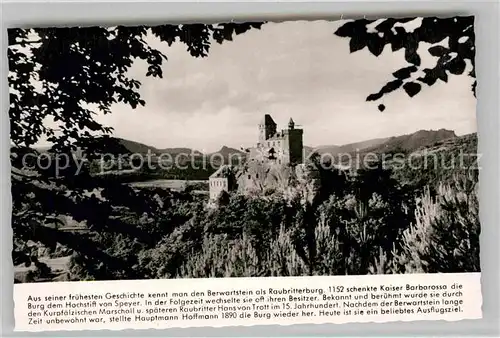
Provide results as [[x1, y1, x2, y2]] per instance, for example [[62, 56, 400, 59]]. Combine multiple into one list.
[[403, 82, 422, 97], [405, 49, 421, 66], [437, 69, 448, 83], [366, 37, 384, 56], [335, 20, 371, 38], [390, 27, 407, 52], [367, 79, 403, 102], [428, 45, 448, 57], [379, 79, 404, 95], [375, 17, 414, 31], [392, 66, 417, 80], [447, 57, 466, 75]]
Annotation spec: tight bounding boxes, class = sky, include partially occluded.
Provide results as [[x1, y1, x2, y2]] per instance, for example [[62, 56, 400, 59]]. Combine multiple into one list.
[[58, 19, 479, 153]]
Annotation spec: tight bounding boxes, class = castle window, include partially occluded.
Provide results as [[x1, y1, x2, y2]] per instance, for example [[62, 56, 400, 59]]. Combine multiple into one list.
[[248, 175, 251, 179], [256, 174, 259, 179], [278, 160, 281, 164]]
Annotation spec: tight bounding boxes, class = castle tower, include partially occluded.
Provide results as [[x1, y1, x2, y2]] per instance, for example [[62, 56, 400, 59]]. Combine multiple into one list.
[[283, 117, 303, 165], [258, 114, 277, 143]]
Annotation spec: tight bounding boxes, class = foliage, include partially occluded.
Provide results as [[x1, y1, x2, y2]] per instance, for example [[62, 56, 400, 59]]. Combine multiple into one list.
[[25, 160, 482, 281], [9, 22, 263, 149], [13, 154, 481, 282], [393, 171, 480, 273], [335, 16, 476, 110], [131, 164, 478, 280]]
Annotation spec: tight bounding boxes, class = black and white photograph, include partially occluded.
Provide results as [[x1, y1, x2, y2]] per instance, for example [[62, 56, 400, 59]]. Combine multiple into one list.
[[9, 16, 480, 283]]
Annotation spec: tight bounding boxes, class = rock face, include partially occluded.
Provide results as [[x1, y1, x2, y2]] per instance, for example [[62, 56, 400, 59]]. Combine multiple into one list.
[[234, 160, 321, 204]]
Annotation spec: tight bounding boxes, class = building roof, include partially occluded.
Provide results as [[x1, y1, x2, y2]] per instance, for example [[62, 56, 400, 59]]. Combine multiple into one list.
[[209, 165, 234, 178], [260, 114, 276, 126]]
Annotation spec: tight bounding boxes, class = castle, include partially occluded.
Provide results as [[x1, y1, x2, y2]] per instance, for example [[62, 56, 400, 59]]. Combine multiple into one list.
[[209, 114, 303, 201]]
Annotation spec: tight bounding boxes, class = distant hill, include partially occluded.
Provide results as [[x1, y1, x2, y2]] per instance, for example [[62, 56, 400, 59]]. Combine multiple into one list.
[[213, 146, 245, 156], [209, 146, 246, 165], [303, 146, 315, 157], [116, 138, 203, 157], [116, 138, 160, 154], [391, 132, 477, 188], [339, 137, 390, 153], [311, 145, 340, 155], [158, 148, 203, 157]]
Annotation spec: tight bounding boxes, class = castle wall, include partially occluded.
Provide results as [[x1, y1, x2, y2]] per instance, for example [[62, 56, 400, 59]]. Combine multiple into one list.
[[250, 137, 289, 165]]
